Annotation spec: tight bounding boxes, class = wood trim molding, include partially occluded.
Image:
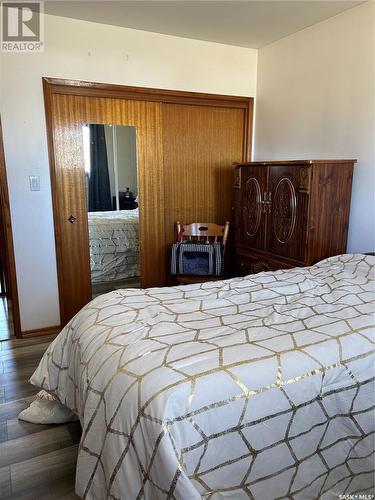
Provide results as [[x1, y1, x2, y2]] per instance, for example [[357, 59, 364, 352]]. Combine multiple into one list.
[[237, 159, 357, 166], [43, 78, 254, 111], [243, 98, 254, 161], [21, 324, 61, 338], [0, 116, 22, 338], [43, 79, 67, 323]]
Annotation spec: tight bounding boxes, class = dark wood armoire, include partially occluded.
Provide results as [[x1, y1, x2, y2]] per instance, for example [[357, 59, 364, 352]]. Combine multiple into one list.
[[232, 159, 356, 276]]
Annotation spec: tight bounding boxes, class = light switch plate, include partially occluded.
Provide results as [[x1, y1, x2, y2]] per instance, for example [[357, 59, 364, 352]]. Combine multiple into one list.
[[29, 175, 40, 191]]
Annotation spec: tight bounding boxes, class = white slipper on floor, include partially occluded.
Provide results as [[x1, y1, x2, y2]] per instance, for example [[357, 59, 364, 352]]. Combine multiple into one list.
[[18, 390, 78, 424]]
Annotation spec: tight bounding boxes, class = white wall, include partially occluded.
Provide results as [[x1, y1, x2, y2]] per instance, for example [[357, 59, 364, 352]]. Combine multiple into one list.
[[115, 126, 138, 196], [117, 127, 138, 197], [105, 125, 138, 202], [0, 14, 257, 331], [254, 2, 375, 253]]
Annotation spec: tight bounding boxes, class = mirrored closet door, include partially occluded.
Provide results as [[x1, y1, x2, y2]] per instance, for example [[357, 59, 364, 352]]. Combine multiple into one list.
[[44, 78, 253, 327], [82, 124, 140, 297]]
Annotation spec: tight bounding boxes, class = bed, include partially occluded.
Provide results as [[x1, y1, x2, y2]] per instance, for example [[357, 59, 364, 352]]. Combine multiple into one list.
[[88, 208, 139, 283], [29, 254, 374, 499]]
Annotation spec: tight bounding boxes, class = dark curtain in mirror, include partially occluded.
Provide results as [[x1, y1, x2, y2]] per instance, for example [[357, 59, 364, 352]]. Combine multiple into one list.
[[88, 124, 112, 212]]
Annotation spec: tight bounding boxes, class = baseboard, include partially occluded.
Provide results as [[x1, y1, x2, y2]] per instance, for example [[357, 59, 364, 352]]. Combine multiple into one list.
[[21, 325, 61, 338]]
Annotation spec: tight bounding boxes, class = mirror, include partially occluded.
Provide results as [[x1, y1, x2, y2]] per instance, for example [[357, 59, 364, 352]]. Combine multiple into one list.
[[82, 124, 140, 297]]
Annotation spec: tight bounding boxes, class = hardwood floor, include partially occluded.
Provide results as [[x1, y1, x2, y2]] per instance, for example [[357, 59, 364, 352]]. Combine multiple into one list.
[[0, 298, 14, 341], [0, 334, 80, 499]]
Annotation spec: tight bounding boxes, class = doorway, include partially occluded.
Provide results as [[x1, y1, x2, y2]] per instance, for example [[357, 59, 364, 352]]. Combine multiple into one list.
[[0, 253, 14, 339], [0, 116, 21, 339]]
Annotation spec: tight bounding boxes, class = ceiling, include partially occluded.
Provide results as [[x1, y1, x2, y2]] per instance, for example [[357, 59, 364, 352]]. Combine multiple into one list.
[[44, 1, 363, 49]]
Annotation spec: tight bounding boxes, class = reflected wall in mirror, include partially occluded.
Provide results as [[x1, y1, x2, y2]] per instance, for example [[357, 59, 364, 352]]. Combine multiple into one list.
[[82, 124, 140, 297]]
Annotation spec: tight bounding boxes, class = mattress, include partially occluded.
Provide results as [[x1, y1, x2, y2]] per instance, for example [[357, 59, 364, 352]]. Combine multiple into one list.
[[88, 208, 139, 283], [30, 254, 375, 499]]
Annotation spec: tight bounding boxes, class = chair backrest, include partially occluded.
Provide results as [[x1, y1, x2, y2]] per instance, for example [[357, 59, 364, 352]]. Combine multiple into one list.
[[176, 221, 230, 247]]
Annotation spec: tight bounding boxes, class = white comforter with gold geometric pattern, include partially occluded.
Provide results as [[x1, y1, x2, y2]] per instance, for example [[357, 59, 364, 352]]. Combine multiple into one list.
[[88, 209, 139, 283], [30, 254, 375, 499]]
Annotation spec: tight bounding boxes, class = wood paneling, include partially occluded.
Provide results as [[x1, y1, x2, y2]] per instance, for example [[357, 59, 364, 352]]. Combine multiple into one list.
[[44, 79, 253, 326], [49, 94, 92, 325], [47, 93, 165, 324], [162, 103, 246, 281], [307, 162, 354, 263]]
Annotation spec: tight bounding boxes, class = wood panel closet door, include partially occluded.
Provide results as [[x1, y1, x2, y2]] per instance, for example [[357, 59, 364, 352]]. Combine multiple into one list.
[[162, 103, 246, 279], [49, 94, 164, 324]]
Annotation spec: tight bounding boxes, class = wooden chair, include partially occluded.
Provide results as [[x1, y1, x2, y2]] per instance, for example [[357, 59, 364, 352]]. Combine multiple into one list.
[[174, 221, 230, 284]]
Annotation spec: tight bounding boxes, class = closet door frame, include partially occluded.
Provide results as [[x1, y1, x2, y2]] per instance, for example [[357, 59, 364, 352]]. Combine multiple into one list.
[[44, 78, 254, 158], [43, 77, 253, 326]]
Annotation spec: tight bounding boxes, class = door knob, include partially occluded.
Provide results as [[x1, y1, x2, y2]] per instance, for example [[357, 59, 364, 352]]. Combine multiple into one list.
[[67, 215, 77, 224]]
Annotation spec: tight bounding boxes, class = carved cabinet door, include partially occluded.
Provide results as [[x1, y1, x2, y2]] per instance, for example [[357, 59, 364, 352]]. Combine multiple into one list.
[[239, 166, 268, 249], [266, 165, 310, 262]]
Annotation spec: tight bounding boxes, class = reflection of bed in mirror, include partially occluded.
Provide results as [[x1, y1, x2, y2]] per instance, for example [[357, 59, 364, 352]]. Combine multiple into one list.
[[88, 208, 139, 286], [83, 122, 140, 295]]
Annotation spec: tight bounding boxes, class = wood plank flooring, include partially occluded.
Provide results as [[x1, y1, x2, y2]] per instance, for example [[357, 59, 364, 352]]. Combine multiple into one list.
[[0, 298, 13, 341], [0, 334, 81, 499]]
